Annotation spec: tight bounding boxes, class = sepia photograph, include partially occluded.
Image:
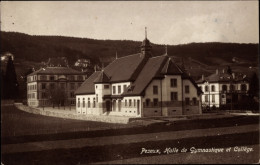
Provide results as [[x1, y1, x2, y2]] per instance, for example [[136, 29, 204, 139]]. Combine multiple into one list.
[[1, 1, 259, 164]]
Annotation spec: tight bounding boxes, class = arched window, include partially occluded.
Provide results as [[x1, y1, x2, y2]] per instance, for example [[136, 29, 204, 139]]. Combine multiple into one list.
[[125, 100, 127, 107], [222, 85, 227, 91], [93, 98, 96, 108], [88, 98, 90, 108], [205, 85, 209, 92], [241, 84, 247, 91], [77, 98, 80, 108], [83, 98, 85, 108], [211, 85, 215, 92], [129, 99, 132, 107]]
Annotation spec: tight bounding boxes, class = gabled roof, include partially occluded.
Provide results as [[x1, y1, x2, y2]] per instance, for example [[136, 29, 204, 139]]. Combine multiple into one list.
[[28, 67, 83, 76], [123, 55, 168, 96], [94, 70, 110, 83], [160, 57, 184, 75], [104, 53, 148, 82], [74, 71, 100, 95]]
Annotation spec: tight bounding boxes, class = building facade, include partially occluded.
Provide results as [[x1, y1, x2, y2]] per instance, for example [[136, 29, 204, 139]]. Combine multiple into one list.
[[75, 36, 202, 117], [27, 67, 86, 107], [196, 69, 249, 110]]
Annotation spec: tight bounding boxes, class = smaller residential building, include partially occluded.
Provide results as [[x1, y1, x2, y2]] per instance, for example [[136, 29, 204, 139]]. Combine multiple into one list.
[[196, 68, 250, 109], [27, 66, 86, 107]]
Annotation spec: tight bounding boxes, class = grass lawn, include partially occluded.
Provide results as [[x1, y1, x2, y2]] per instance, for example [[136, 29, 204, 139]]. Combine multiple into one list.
[[1, 105, 132, 137]]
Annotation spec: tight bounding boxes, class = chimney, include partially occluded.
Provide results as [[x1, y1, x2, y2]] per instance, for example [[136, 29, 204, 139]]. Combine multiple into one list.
[[216, 69, 218, 75], [202, 74, 204, 81]]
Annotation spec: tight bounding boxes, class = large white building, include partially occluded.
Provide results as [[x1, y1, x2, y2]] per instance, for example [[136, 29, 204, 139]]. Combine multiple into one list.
[[196, 69, 250, 110], [75, 36, 202, 117]]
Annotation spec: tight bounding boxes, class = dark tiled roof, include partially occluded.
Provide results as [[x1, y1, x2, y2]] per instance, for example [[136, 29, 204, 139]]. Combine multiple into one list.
[[104, 53, 148, 82], [160, 57, 184, 75], [94, 71, 110, 83], [75, 71, 100, 95], [123, 56, 168, 96], [28, 67, 84, 76], [196, 72, 249, 84]]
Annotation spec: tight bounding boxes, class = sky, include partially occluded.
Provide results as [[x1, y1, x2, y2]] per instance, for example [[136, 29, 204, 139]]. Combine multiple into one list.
[[1, 1, 259, 45]]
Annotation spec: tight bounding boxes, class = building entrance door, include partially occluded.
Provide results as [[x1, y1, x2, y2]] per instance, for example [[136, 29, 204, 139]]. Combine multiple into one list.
[[106, 100, 111, 112]]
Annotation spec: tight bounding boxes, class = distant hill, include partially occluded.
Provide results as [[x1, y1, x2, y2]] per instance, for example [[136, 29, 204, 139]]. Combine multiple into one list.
[[1, 31, 258, 68]]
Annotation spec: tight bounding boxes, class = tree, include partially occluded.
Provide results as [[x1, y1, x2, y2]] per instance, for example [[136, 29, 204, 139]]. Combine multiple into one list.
[[227, 66, 232, 75], [248, 72, 259, 98], [48, 86, 67, 109], [4, 56, 19, 99]]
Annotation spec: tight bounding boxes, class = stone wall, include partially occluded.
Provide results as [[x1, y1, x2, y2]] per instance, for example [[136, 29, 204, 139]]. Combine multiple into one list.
[[14, 103, 130, 124]]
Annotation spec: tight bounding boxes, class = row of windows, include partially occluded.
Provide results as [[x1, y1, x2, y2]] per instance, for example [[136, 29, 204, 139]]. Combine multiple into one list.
[[204, 94, 216, 103], [28, 84, 37, 91], [28, 93, 36, 99], [28, 75, 84, 82], [78, 98, 96, 108], [144, 97, 197, 106], [152, 85, 189, 95], [112, 85, 128, 94], [40, 83, 82, 90], [202, 84, 247, 92]]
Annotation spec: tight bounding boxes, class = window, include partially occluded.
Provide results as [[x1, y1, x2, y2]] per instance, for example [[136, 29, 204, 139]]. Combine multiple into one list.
[[153, 98, 158, 106], [60, 83, 65, 89], [222, 85, 227, 91], [185, 98, 190, 105], [170, 92, 178, 101], [170, 78, 177, 87], [118, 85, 121, 94], [241, 84, 247, 91], [205, 85, 209, 92], [211, 85, 215, 92], [50, 76, 55, 81], [129, 99, 132, 107], [42, 83, 46, 90], [104, 85, 109, 89], [134, 99, 136, 107], [230, 85, 235, 91], [192, 97, 197, 105], [78, 75, 83, 81], [113, 86, 116, 94], [185, 85, 190, 94], [50, 83, 55, 89], [212, 94, 215, 103], [205, 95, 208, 102], [78, 98, 80, 108], [93, 98, 96, 108], [88, 98, 90, 108], [70, 83, 75, 90], [68, 76, 75, 81], [125, 100, 127, 107], [153, 85, 158, 95], [118, 100, 122, 112], [96, 94, 98, 103], [42, 92, 46, 99], [70, 92, 74, 98], [146, 99, 150, 106], [124, 85, 127, 92], [40, 75, 47, 80], [83, 98, 85, 108]]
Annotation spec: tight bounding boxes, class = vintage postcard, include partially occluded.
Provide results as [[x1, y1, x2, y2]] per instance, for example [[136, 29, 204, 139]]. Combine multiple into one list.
[[1, 1, 259, 164]]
